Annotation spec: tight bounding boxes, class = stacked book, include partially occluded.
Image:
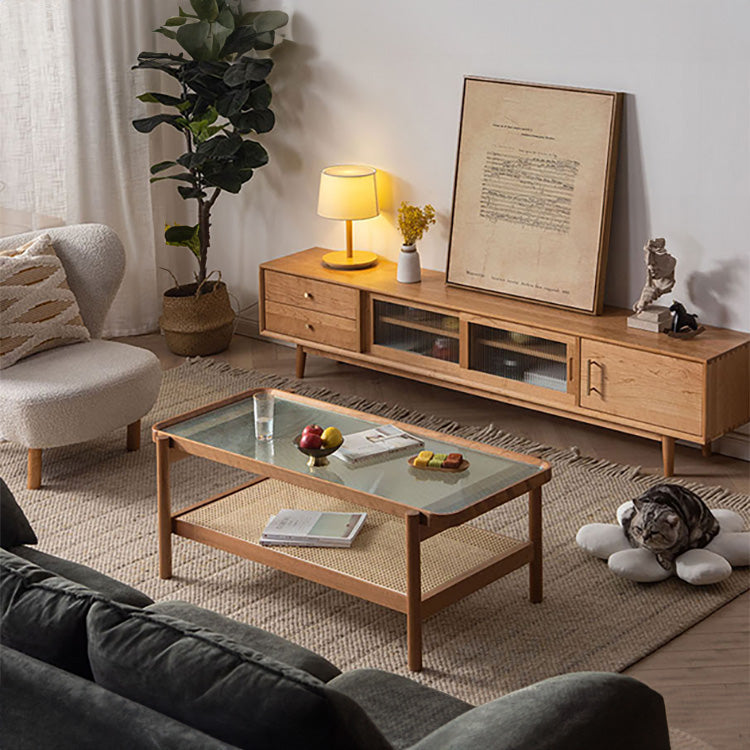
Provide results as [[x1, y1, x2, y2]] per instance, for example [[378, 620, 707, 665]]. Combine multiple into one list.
[[627, 305, 672, 332], [260, 509, 366, 548]]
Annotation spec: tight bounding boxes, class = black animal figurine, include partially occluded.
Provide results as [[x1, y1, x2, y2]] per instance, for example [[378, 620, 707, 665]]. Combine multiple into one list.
[[670, 301, 699, 333]]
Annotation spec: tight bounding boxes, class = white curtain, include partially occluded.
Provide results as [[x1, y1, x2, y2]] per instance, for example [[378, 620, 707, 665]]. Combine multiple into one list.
[[0, 0, 170, 337]]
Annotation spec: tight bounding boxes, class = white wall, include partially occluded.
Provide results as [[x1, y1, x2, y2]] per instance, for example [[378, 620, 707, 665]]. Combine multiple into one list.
[[199, 0, 749, 332]]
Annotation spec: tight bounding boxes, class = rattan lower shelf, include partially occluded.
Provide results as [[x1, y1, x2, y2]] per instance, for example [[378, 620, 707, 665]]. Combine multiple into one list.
[[174, 478, 531, 612]]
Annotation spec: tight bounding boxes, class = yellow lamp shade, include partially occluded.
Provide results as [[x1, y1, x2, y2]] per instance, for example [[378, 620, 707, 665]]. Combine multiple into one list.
[[317, 165, 379, 220]]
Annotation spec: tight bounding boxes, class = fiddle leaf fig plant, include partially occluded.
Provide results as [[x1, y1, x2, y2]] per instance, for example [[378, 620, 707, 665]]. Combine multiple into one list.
[[133, 0, 288, 288]]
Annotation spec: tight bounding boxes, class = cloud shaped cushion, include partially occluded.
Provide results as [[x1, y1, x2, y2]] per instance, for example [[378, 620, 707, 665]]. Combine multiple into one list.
[[576, 503, 748, 585]]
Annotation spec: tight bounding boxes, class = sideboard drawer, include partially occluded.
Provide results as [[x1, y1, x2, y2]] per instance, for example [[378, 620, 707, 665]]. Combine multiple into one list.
[[264, 271, 358, 318], [264, 300, 359, 351], [579, 339, 703, 435]]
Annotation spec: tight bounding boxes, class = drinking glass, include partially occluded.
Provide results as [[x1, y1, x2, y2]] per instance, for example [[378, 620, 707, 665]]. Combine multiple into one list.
[[253, 391, 274, 441]]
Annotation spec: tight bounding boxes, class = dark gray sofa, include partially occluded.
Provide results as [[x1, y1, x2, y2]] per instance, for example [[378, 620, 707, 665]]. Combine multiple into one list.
[[0, 479, 672, 749]]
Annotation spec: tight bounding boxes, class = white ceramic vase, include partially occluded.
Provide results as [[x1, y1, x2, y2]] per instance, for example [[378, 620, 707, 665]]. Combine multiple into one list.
[[397, 243, 421, 283]]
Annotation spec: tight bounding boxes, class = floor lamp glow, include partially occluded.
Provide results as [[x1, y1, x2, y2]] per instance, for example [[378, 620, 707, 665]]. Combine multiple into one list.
[[317, 165, 379, 269]]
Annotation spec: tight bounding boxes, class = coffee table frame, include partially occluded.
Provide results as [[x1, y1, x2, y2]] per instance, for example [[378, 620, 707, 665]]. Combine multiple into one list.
[[153, 388, 551, 671]]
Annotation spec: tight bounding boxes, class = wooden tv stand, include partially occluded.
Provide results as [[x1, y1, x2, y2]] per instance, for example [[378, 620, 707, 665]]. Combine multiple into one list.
[[259, 248, 750, 477]]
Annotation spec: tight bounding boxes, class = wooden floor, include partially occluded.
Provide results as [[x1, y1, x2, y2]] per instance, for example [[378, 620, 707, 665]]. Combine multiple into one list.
[[122, 332, 749, 749]]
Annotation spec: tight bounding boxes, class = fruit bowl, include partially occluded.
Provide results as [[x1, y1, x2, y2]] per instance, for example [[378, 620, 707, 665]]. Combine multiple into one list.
[[293, 435, 344, 468]]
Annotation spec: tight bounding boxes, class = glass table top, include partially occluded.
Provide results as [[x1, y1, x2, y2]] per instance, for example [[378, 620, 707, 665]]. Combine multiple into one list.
[[162, 392, 546, 515]]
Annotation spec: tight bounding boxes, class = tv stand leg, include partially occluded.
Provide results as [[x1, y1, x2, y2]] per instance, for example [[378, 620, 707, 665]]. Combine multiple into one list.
[[295, 346, 307, 379]]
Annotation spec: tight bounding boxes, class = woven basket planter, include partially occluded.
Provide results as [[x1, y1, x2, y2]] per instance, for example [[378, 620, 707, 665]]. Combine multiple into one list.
[[160, 281, 235, 356]]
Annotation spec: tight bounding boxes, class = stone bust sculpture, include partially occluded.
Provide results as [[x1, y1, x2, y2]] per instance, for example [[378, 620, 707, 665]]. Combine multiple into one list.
[[633, 237, 676, 313]]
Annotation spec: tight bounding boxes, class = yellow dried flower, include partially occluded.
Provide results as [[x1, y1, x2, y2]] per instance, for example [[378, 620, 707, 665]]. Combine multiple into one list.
[[397, 202, 436, 246]]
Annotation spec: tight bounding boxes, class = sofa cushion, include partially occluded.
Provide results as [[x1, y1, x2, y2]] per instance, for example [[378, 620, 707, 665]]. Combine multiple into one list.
[[148, 600, 339, 681], [11, 545, 153, 608], [0, 234, 90, 369], [328, 668, 473, 749], [87, 599, 392, 750], [1, 646, 238, 750], [0, 547, 103, 677], [0, 478, 37, 548]]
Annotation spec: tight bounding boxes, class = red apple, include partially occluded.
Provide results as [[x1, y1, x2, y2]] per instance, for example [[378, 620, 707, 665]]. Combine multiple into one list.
[[302, 424, 323, 437], [299, 432, 323, 449]]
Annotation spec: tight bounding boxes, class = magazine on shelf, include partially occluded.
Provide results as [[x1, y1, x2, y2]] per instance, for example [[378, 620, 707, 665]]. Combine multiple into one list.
[[259, 509, 367, 548], [334, 424, 424, 465]]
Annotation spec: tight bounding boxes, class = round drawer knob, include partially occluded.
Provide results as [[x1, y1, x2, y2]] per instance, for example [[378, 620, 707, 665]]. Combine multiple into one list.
[[305, 323, 314, 331], [303, 292, 313, 299]]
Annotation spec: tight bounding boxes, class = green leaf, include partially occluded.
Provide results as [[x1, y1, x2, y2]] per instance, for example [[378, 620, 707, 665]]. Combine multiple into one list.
[[178, 185, 206, 201], [136, 51, 186, 61], [150, 173, 198, 183], [238, 11, 260, 26], [237, 140, 269, 168], [177, 20, 211, 59], [203, 169, 246, 193], [247, 82, 271, 109], [223, 56, 273, 87], [253, 31, 275, 51], [164, 16, 188, 26], [132, 57, 184, 80], [165, 224, 198, 242], [209, 8, 235, 58], [165, 223, 201, 257], [221, 26, 258, 56], [253, 10, 288, 33], [132, 114, 185, 133], [198, 132, 243, 158], [137, 92, 184, 106], [216, 86, 249, 117], [178, 7, 196, 18], [231, 108, 274, 134], [150, 160, 177, 174], [189, 0, 219, 22], [154, 28, 178, 40]]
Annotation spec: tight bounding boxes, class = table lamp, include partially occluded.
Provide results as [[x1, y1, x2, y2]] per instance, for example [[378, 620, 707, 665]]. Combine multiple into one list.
[[317, 165, 379, 269]]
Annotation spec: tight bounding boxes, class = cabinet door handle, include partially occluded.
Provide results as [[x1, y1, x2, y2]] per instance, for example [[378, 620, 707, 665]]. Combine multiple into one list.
[[586, 359, 603, 396], [303, 291, 313, 300]]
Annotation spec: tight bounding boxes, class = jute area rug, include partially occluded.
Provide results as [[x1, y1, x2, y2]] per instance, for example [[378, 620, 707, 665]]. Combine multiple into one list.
[[2, 358, 748, 708]]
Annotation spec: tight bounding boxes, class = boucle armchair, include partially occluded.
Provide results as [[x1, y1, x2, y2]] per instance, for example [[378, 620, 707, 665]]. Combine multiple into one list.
[[0, 224, 161, 489]]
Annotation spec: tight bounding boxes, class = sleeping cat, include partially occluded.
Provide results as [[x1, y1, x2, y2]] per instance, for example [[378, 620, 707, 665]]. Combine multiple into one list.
[[621, 484, 720, 570]]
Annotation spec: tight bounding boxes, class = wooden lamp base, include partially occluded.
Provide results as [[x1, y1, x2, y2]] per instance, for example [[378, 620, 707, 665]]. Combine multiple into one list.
[[322, 249, 378, 270]]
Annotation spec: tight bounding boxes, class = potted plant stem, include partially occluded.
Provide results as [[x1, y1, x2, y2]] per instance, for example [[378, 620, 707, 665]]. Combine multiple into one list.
[[132, 0, 288, 355]]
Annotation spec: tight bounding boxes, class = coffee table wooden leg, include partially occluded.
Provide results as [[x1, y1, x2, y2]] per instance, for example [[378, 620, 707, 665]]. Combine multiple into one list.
[[156, 435, 173, 580], [529, 486, 543, 603], [406, 511, 422, 672]]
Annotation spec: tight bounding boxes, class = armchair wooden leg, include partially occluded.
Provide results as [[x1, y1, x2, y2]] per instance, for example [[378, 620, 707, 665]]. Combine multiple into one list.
[[27, 449, 42, 490], [127, 420, 141, 452]]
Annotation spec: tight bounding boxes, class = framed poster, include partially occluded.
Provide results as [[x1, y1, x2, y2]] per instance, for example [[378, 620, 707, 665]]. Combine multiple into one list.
[[446, 77, 622, 314]]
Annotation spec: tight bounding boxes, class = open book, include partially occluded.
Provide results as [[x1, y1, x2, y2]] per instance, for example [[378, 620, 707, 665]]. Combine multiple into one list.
[[334, 424, 424, 465], [260, 509, 366, 548]]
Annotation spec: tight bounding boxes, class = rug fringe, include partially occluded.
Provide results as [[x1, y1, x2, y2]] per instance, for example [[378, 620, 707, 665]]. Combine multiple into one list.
[[182, 358, 746, 504]]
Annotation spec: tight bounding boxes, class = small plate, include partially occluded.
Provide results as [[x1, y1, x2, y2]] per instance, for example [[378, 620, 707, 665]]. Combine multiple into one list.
[[407, 456, 470, 473]]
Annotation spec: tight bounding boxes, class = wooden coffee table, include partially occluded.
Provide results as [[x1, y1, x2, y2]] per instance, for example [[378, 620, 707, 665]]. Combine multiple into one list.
[[152, 388, 551, 670]]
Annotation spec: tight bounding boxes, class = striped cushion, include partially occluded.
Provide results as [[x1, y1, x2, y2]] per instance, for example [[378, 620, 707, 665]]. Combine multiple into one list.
[[0, 234, 90, 369]]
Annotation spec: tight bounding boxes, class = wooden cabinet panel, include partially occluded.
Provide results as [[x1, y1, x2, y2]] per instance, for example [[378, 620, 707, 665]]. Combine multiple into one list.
[[580, 340, 704, 436], [265, 270, 358, 318], [264, 300, 359, 351]]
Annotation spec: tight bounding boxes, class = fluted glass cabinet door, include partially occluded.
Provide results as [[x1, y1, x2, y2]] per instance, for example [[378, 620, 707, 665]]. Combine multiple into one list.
[[372, 299, 460, 365], [470, 324, 568, 391]]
